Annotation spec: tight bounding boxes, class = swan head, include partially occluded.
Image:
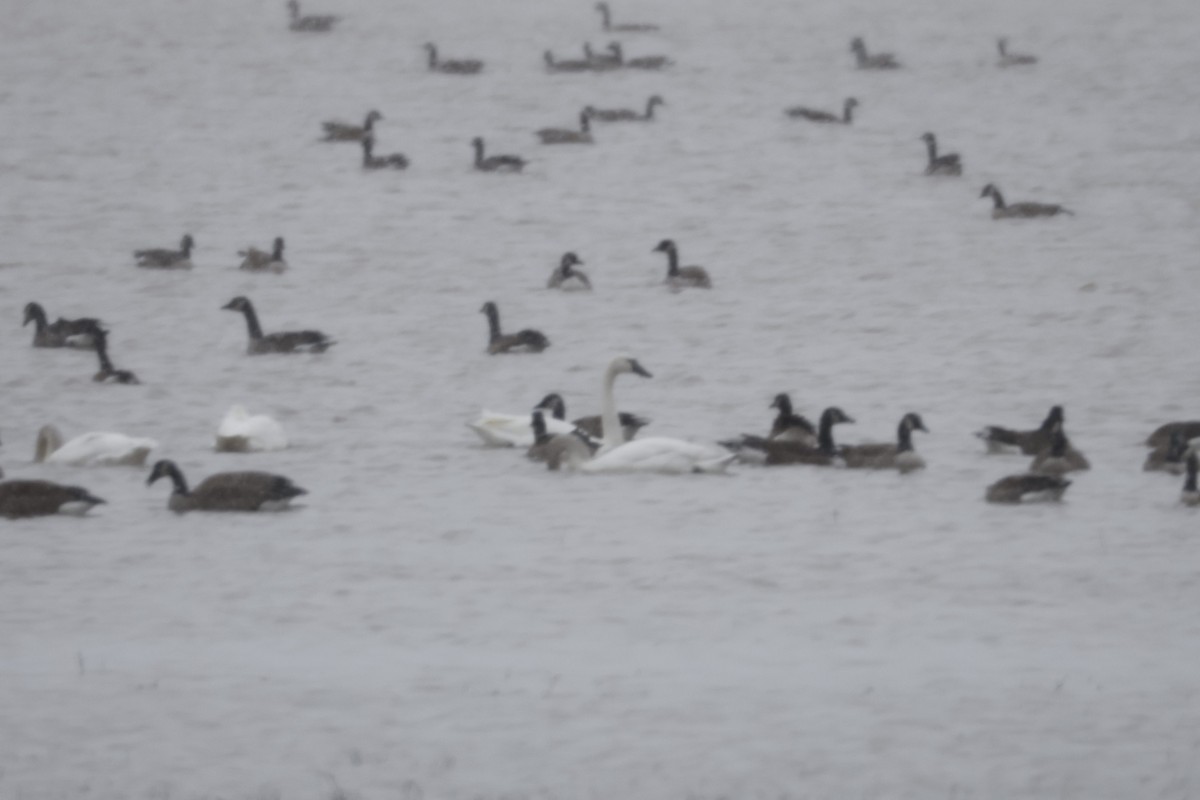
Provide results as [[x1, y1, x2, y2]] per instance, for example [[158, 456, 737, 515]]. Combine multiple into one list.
[[979, 183, 998, 199], [610, 357, 652, 379], [652, 239, 676, 254], [222, 296, 252, 313]]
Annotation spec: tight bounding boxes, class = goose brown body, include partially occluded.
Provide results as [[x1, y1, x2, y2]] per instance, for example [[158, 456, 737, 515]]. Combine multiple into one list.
[[0, 480, 106, 519], [222, 296, 334, 354], [23, 302, 102, 349], [481, 301, 549, 354], [147, 459, 306, 513]]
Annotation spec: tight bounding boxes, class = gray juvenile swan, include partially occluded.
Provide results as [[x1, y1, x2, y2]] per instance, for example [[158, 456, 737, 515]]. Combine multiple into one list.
[[321, 110, 382, 142], [653, 239, 712, 289], [850, 37, 901, 69], [0, 480, 106, 519], [785, 98, 857, 124], [222, 296, 335, 354], [287, 0, 338, 32], [23, 302, 102, 348], [134, 234, 193, 268], [238, 237, 288, 273], [980, 184, 1072, 219], [546, 252, 592, 290], [586, 95, 665, 122], [920, 132, 962, 176], [536, 112, 594, 145], [481, 301, 550, 354], [472, 137, 526, 172], [147, 459, 307, 513], [423, 43, 483, 74]]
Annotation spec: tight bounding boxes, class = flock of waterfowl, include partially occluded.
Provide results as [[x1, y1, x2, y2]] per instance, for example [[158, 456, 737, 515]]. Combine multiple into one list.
[[2, 3, 1194, 519]]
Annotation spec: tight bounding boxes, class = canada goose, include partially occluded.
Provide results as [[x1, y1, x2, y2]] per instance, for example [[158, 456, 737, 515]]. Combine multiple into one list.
[[785, 98, 857, 124], [422, 43, 483, 74], [653, 239, 712, 289], [985, 474, 1071, 504], [1182, 452, 1200, 506], [22, 302, 102, 348], [88, 324, 140, 385], [35, 424, 157, 467], [147, 459, 306, 513], [586, 95, 665, 122], [850, 37, 901, 70], [321, 110, 382, 142], [1145, 421, 1200, 449], [472, 137, 526, 172], [980, 184, 1072, 219], [287, 0, 338, 32], [595, 2, 659, 32], [469, 392, 646, 447], [767, 394, 817, 445], [527, 409, 599, 470], [523, 391, 648, 444], [480, 301, 549, 354], [920, 132, 962, 176], [607, 42, 671, 70], [841, 412, 928, 473], [997, 38, 1038, 67], [134, 234, 193, 269], [547, 252, 592, 290], [221, 296, 334, 355], [976, 405, 1063, 455], [215, 405, 288, 452], [723, 407, 855, 466], [544, 51, 593, 73], [238, 237, 288, 273], [1028, 422, 1089, 476], [1144, 432, 1190, 474], [0, 479, 106, 519], [361, 135, 409, 170], [584, 43, 621, 70], [537, 112, 594, 145]]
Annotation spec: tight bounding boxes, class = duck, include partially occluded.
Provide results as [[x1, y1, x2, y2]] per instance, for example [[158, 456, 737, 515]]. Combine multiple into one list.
[[1145, 421, 1200, 449], [785, 98, 857, 124], [34, 424, 157, 467], [544, 51, 593, 73], [88, 324, 140, 385], [607, 42, 671, 70], [0, 479, 106, 519], [1028, 421, 1090, 476], [976, 405, 1063, 455], [238, 237, 288, 273], [1182, 452, 1200, 506], [134, 234, 193, 269], [980, 184, 1072, 219], [985, 473, 1071, 504], [321, 110, 382, 142], [536, 112, 594, 145], [527, 409, 600, 470], [579, 357, 736, 475], [468, 393, 578, 447], [585, 95, 665, 122], [480, 301, 549, 354], [221, 296, 334, 355], [287, 0, 338, 32], [841, 412, 928, 473], [767, 394, 817, 445], [722, 407, 855, 466], [361, 135, 409, 170], [584, 43, 621, 70], [850, 37, 901, 70], [653, 239, 712, 289], [422, 43, 483, 74], [997, 38, 1038, 67], [920, 132, 962, 176], [595, 2, 659, 33], [214, 405, 289, 453], [22, 302, 102, 348], [147, 459, 306, 513], [472, 137, 526, 172], [546, 252, 592, 290], [1144, 431, 1191, 474]]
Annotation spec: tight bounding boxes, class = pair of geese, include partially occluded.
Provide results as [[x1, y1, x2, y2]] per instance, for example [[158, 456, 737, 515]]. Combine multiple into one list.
[[23, 303, 139, 383], [134, 234, 290, 272], [976, 405, 1088, 503], [849, 37, 1038, 70], [316, 111, 411, 170], [535, 96, 667, 145], [545, 42, 671, 73]]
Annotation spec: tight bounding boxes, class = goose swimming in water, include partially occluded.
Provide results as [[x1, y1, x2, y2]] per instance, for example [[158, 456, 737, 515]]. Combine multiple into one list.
[[586, 95, 665, 122], [920, 132, 962, 176], [88, 324, 140, 384], [723, 407, 854, 466], [469, 392, 646, 447], [222, 296, 335, 354], [584, 43, 621, 70], [850, 37, 901, 70], [976, 405, 1063, 454], [0, 479, 106, 519], [35, 424, 158, 467], [22, 302, 102, 349], [546, 252, 592, 290], [653, 239, 712, 289], [215, 405, 289, 453], [422, 43, 483, 74], [980, 184, 1072, 219], [1144, 431, 1190, 474], [840, 412, 928, 473], [544, 51, 593, 73], [472, 137, 526, 172], [785, 98, 857, 124], [595, 2, 659, 33], [238, 237, 288, 273], [361, 135, 409, 170], [1145, 421, 1200, 449], [1182, 452, 1200, 506], [527, 409, 600, 470], [1028, 421, 1089, 476], [997, 38, 1038, 67], [287, 0, 338, 32], [480, 301, 549, 354], [134, 234, 193, 269], [147, 459, 307, 513], [607, 42, 671, 70], [321, 110, 382, 142], [985, 473, 1071, 504], [536, 112, 594, 144], [767, 394, 817, 445]]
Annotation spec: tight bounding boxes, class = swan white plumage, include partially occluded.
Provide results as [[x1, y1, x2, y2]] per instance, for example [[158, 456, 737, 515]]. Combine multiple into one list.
[[468, 393, 576, 447], [578, 357, 736, 474], [214, 405, 289, 452], [34, 424, 158, 467]]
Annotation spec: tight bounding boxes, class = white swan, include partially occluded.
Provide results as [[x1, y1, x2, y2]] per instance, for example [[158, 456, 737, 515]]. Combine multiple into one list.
[[467, 393, 578, 448], [34, 424, 158, 467], [214, 405, 289, 452], [579, 358, 736, 474]]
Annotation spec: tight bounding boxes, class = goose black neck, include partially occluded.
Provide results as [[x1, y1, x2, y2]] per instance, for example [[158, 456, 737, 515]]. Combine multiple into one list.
[[425, 46, 437, 68], [924, 137, 938, 164], [272, 238, 284, 260], [1187, 455, 1198, 491], [843, 102, 854, 124], [896, 418, 915, 452], [531, 411, 548, 440], [1049, 430, 1068, 458], [473, 139, 485, 165], [662, 245, 679, 276], [238, 302, 264, 340], [988, 187, 1006, 209], [644, 98, 657, 119], [1040, 407, 1062, 432], [91, 329, 115, 371], [818, 410, 838, 454], [164, 462, 190, 496], [484, 305, 501, 341], [775, 395, 793, 416], [598, 5, 611, 29]]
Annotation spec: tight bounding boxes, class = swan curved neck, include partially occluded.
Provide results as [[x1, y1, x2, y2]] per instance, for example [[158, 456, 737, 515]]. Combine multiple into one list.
[[600, 362, 626, 446]]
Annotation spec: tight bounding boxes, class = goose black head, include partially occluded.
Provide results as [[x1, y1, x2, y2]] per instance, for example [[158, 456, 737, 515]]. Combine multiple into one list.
[[822, 407, 855, 425], [535, 392, 567, 419], [180, 234, 194, 251], [904, 412, 928, 433], [980, 183, 997, 198], [920, 132, 935, 143], [22, 302, 45, 327], [850, 37, 865, 52], [770, 393, 792, 413], [652, 239, 675, 254], [222, 296, 251, 313]]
